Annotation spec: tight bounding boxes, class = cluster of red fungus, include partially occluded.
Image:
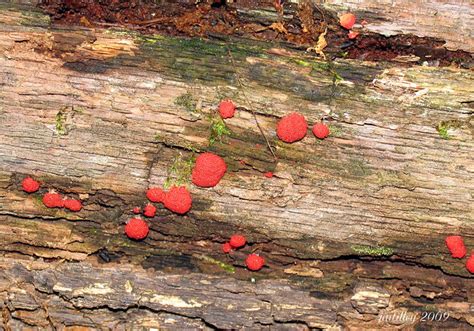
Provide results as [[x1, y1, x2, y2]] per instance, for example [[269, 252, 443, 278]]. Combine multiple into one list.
[[21, 177, 83, 212], [339, 13, 359, 40], [20, 90, 470, 278], [123, 99, 269, 271], [276, 112, 330, 143], [445, 235, 474, 274], [222, 234, 265, 271]]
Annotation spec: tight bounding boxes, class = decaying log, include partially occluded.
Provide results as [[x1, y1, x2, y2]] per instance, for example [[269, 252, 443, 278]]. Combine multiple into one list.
[[0, 1, 473, 329]]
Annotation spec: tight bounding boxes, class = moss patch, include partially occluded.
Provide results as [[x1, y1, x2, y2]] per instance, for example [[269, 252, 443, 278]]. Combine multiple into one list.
[[163, 153, 195, 189], [209, 116, 231, 145], [436, 122, 451, 139], [351, 245, 394, 257], [55, 110, 66, 135], [174, 91, 198, 113], [197, 254, 235, 274]]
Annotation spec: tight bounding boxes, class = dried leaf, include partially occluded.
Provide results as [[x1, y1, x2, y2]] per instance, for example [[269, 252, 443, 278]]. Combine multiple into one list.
[[307, 27, 327, 59]]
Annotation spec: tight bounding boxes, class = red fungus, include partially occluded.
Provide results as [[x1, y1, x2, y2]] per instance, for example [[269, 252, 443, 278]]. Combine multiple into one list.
[[146, 187, 165, 203], [445, 236, 466, 258], [348, 31, 359, 39], [22, 177, 40, 193], [276, 112, 308, 143], [143, 203, 157, 218], [466, 254, 474, 274], [229, 235, 246, 248], [222, 242, 232, 254], [312, 122, 330, 139], [218, 99, 236, 119], [64, 199, 82, 212], [42, 192, 64, 208], [264, 172, 273, 178], [246, 254, 265, 271], [192, 152, 227, 188], [124, 218, 149, 240], [163, 186, 192, 214], [133, 207, 141, 214], [340, 13, 356, 30]]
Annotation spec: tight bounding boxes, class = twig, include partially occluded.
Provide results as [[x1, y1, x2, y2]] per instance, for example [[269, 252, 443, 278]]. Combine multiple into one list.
[[225, 47, 277, 162]]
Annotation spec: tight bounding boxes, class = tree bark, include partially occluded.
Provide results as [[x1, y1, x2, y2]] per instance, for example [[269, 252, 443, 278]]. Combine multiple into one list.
[[0, 1, 473, 329]]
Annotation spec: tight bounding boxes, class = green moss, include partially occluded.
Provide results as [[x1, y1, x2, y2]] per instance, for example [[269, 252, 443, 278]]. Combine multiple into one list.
[[198, 255, 235, 273], [163, 154, 195, 189], [55, 110, 66, 136], [209, 116, 231, 145], [328, 124, 343, 137], [347, 158, 372, 177], [351, 245, 394, 257], [291, 59, 312, 67], [174, 92, 197, 113], [436, 122, 450, 139], [19, 9, 51, 27]]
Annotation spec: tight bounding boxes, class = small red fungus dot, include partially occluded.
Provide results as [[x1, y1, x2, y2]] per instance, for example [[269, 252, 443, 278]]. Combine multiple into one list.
[[192, 152, 227, 188], [22, 177, 40, 193], [133, 207, 141, 214], [222, 242, 232, 254], [340, 13, 356, 30], [229, 235, 246, 248], [146, 187, 165, 203], [143, 203, 157, 218], [312, 122, 330, 139], [124, 218, 149, 240], [348, 30, 359, 39], [276, 112, 308, 143], [360, 19, 368, 26], [246, 254, 265, 271], [466, 254, 474, 274], [264, 172, 273, 178], [42, 192, 64, 208], [218, 99, 236, 119], [163, 186, 192, 214], [445, 236, 466, 259], [64, 199, 82, 212]]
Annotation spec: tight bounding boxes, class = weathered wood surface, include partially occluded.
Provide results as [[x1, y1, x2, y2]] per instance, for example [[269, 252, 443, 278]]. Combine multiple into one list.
[[0, 2, 473, 330]]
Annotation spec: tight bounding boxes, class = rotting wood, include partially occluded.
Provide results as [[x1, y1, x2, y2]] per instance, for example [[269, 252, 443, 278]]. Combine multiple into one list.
[[0, 2, 473, 330]]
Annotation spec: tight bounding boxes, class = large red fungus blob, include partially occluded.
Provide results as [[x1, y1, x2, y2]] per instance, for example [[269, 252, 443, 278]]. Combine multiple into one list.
[[146, 188, 165, 203], [222, 242, 232, 254], [192, 152, 227, 188], [445, 236, 466, 258], [219, 100, 236, 119], [246, 254, 265, 271], [229, 235, 246, 248], [340, 13, 356, 29], [312, 123, 330, 139], [64, 199, 82, 212], [466, 254, 474, 274], [276, 112, 308, 143], [143, 203, 157, 218], [43, 192, 63, 208], [163, 186, 192, 214], [22, 177, 40, 193], [125, 218, 149, 240]]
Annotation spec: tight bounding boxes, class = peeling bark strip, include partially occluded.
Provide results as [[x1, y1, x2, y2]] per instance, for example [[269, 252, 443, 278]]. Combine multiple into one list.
[[0, 2, 473, 330]]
